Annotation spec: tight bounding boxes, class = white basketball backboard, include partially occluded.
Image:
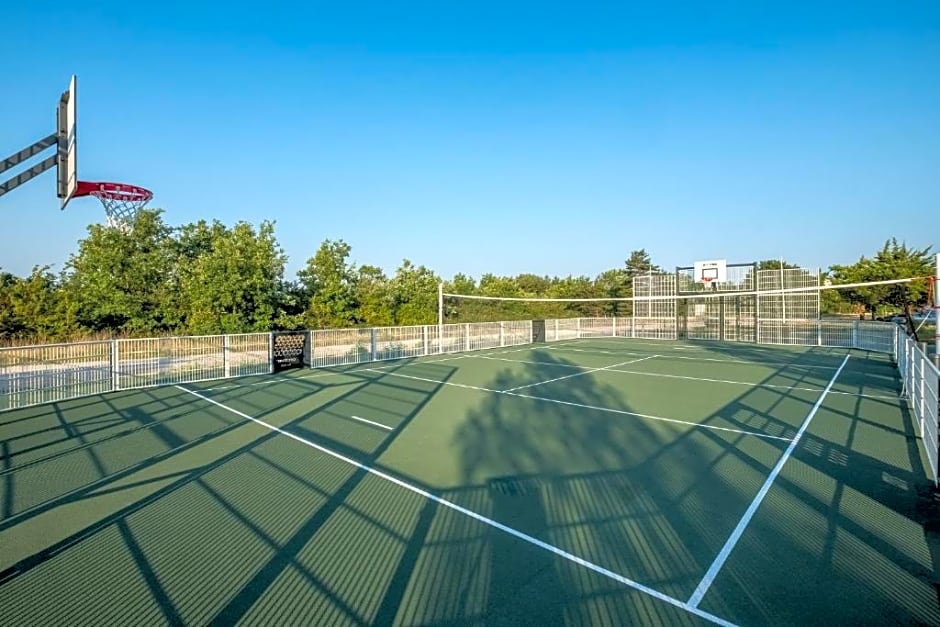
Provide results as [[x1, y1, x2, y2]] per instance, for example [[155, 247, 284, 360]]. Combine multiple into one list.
[[56, 75, 77, 208], [693, 259, 727, 285]]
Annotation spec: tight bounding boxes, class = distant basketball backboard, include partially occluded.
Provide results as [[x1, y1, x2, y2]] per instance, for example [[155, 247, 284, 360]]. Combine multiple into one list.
[[56, 75, 77, 208], [694, 259, 727, 285]]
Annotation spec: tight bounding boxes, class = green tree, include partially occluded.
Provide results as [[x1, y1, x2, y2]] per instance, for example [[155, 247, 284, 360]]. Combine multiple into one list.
[[274, 279, 309, 330], [550, 275, 600, 317], [62, 209, 179, 334], [298, 239, 360, 329], [624, 249, 661, 279], [0, 267, 64, 340], [829, 238, 933, 320], [178, 220, 286, 334], [391, 260, 439, 325], [594, 268, 630, 316], [756, 259, 801, 271], [356, 265, 394, 326], [515, 273, 552, 296]]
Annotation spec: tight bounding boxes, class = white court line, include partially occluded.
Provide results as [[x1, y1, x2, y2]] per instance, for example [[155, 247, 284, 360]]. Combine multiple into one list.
[[474, 354, 897, 400], [363, 368, 793, 442], [502, 356, 657, 392], [547, 345, 844, 369], [348, 415, 394, 431], [174, 385, 737, 627], [686, 354, 851, 608]]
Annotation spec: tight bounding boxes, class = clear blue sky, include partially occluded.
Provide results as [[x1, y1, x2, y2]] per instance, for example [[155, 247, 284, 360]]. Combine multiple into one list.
[[2, 1, 938, 281]]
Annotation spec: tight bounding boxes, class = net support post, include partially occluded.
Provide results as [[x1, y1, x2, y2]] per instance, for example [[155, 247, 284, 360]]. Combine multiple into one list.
[[438, 282, 444, 355], [852, 320, 860, 349], [370, 328, 377, 361], [422, 325, 429, 356], [465, 323, 471, 351]]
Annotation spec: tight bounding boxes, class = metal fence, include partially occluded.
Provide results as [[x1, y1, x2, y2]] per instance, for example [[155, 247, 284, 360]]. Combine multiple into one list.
[[897, 327, 940, 485], [0, 333, 271, 411], [1, 320, 933, 471]]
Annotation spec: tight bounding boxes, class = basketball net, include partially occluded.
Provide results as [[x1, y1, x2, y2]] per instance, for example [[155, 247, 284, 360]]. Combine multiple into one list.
[[74, 181, 153, 232]]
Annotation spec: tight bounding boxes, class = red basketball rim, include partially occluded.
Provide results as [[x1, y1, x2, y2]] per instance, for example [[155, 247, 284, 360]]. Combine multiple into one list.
[[73, 181, 153, 202]]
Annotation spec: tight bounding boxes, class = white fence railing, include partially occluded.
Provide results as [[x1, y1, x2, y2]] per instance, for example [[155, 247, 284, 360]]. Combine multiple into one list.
[[2, 317, 936, 486], [3, 318, 935, 478], [897, 327, 940, 485]]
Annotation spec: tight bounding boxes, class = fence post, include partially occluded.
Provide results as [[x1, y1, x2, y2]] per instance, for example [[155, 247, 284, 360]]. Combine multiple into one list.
[[305, 330, 313, 368], [268, 333, 274, 374], [423, 325, 429, 356], [500, 322, 505, 347], [370, 328, 377, 361], [223, 335, 231, 378], [465, 323, 471, 351], [111, 339, 120, 391], [612, 317, 617, 337], [918, 348, 926, 431], [852, 320, 859, 349]]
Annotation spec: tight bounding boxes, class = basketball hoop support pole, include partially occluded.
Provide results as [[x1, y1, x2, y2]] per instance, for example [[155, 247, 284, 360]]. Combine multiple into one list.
[[0, 134, 58, 198]]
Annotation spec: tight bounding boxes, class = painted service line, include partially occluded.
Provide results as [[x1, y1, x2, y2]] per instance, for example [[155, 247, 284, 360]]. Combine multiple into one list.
[[362, 368, 793, 442], [174, 385, 738, 627], [685, 354, 851, 608], [502, 356, 658, 392], [347, 415, 394, 431]]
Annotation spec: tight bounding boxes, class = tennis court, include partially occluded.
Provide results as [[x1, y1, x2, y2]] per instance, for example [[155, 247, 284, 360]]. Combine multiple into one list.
[[1, 337, 938, 625]]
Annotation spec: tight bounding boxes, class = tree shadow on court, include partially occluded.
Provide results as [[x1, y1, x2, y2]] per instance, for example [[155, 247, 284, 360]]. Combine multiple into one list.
[[420, 343, 940, 625]]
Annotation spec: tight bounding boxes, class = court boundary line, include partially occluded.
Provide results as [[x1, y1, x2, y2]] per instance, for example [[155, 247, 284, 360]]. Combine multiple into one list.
[[174, 384, 738, 627], [361, 368, 793, 442], [546, 345, 846, 369], [473, 354, 898, 401], [502, 356, 657, 392], [686, 353, 851, 608]]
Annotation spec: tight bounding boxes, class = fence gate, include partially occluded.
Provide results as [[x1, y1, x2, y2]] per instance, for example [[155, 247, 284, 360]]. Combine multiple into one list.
[[272, 331, 307, 372]]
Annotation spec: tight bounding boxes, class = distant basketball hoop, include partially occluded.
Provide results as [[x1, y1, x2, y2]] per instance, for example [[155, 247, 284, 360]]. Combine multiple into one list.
[[72, 181, 153, 231]]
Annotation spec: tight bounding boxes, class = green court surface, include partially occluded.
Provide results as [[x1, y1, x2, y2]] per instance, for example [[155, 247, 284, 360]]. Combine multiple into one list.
[[2, 338, 938, 625]]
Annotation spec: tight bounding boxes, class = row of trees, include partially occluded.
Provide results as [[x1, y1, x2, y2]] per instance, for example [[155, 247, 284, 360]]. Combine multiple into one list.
[[0, 210, 934, 344]]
